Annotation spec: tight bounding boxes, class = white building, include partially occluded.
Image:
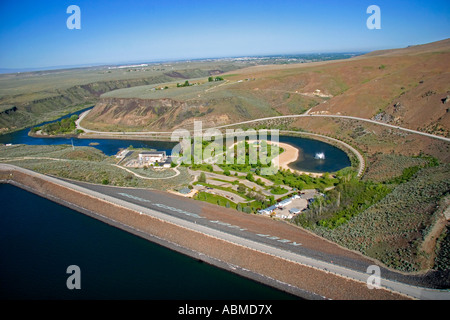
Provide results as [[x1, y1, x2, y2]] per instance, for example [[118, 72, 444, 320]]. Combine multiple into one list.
[[277, 198, 292, 208], [138, 151, 166, 165], [258, 205, 277, 215]]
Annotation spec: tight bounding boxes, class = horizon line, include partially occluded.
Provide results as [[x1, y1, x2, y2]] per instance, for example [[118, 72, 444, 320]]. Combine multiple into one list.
[[0, 50, 371, 75]]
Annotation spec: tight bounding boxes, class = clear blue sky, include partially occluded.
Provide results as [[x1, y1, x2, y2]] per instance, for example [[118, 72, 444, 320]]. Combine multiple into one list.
[[0, 0, 449, 69]]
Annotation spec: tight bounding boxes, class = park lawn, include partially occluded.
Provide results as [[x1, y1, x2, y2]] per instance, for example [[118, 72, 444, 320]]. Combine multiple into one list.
[[194, 191, 237, 209]]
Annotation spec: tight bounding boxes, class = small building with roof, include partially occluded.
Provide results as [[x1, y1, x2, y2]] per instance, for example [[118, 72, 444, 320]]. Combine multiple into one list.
[[138, 151, 167, 165]]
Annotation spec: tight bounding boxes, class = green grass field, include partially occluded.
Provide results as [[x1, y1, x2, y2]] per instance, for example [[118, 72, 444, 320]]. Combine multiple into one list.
[[194, 191, 237, 209]]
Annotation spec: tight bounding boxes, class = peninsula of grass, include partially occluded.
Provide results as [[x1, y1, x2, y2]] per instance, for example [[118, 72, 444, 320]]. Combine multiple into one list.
[[31, 114, 83, 136], [0, 144, 190, 191]]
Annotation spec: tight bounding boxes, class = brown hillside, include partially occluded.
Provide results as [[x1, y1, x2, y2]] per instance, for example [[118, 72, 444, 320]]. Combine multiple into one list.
[[310, 46, 450, 136], [83, 38, 450, 136], [361, 38, 450, 57]]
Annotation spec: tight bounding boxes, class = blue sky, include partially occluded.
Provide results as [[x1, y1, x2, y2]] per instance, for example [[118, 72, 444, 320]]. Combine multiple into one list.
[[0, 0, 449, 69]]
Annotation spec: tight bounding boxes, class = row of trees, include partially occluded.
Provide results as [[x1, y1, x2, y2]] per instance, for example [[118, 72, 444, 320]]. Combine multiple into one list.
[[293, 178, 391, 229], [177, 80, 191, 87], [208, 76, 224, 82]]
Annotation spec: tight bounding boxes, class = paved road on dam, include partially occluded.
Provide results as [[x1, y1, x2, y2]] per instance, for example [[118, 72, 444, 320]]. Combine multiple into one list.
[[2, 163, 448, 300], [73, 181, 450, 300]]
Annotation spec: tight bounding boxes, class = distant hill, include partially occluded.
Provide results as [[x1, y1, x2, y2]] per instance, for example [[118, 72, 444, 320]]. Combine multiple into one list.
[[309, 38, 450, 137], [82, 38, 450, 137], [361, 38, 450, 57], [0, 60, 248, 134]]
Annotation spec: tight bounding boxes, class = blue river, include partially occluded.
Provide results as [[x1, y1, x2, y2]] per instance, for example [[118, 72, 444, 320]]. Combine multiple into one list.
[[0, 107, 351, 173]]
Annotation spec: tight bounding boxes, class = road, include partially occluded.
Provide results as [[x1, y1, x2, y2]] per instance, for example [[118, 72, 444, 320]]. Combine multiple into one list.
[[76, 109, 367, 176], [76, 109, 450, 178], [215, 114, 450, 143], [112, 164, 180, 180], [77, 109, 450, 143], [1, 163, 449, 300], [188, 168, 283, 199]]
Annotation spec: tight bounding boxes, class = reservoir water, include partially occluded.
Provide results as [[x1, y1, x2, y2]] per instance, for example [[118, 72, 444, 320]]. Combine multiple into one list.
[[0, 184, 298, 300], [279, 135, 350, 173], [0, 110, 350, 299]]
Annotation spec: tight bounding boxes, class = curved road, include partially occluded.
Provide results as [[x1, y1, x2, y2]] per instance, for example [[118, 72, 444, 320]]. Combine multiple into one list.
[[76, 109, 450, 177], [1, 164, 449, 300], [77, 109, 450, 142]]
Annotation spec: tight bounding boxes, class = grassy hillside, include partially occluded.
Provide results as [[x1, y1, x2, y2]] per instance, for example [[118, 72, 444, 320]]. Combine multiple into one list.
[[305, 163, 449, 273], [82, 39, 450, 137], [0, 144, 191, 190], [82, 78, 283, 131], [0, 61, 249, 134]]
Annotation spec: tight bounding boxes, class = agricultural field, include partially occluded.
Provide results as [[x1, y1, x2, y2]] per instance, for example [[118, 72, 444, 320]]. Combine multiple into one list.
[[101, 79, 220, 100]]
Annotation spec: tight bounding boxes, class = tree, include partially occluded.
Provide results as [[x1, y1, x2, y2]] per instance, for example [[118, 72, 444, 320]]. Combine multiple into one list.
[[199, 172, 206, 183], [237, 183, 246, 194], [269, 196, 275, 205], [255, 193, 266, 203], [208, 76, 214, 82]]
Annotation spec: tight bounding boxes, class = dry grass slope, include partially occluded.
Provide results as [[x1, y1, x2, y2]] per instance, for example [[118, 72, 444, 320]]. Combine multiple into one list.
[[82, 39, 450, 138]]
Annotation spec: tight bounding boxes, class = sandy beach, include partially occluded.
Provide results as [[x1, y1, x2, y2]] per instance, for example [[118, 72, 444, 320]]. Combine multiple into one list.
[[273, 142, 323, 177], [229, 140, 323, 177]]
